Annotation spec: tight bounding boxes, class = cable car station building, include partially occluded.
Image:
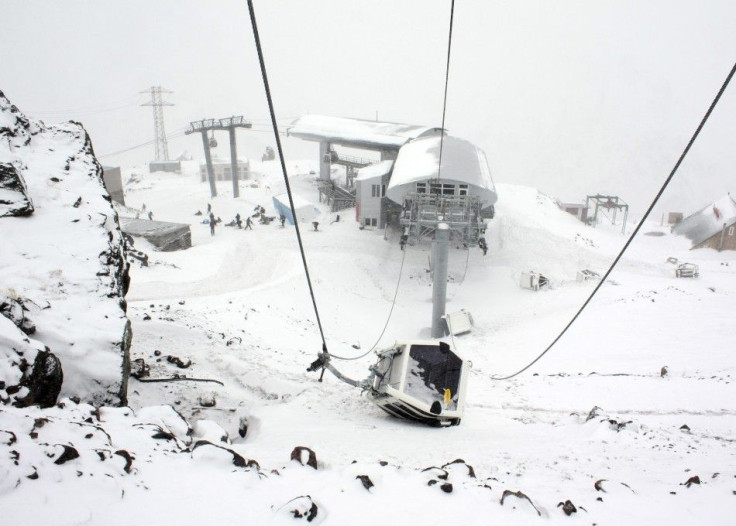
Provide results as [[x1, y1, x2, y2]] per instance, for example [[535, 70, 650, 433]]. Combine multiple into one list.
[[288, 115, 498, 245]]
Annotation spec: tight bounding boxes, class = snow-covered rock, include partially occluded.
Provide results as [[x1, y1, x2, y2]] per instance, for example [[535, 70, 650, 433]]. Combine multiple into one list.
[[0, 91, 130, 406]]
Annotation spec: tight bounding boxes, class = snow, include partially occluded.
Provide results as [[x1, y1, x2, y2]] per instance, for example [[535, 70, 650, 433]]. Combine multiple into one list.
[[288, 115, 440, 149], [2, 155, 736, 524], [387, 135, 498, 205], [0, 94, 129, 405]]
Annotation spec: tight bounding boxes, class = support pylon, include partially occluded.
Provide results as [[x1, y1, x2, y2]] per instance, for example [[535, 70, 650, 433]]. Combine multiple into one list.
[[141, 86, 174, 161]]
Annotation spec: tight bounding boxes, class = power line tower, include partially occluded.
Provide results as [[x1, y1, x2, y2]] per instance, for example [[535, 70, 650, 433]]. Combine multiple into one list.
[[140, 86, 174, 161]]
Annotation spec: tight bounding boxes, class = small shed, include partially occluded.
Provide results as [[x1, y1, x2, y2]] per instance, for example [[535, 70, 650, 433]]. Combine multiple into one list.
[[672, 194, 736, 251], [148, 160, 182, 174], [119, 218, 191, 251], [272, 193, 317, 225], [559, 202, 588, 223]]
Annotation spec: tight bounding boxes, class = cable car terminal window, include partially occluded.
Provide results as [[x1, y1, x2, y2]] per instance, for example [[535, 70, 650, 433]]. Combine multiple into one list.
[[404, 343, 462, 410]]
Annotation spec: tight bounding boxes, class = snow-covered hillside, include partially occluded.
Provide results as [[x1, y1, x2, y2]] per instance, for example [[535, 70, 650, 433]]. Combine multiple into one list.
[[2, 156, 735, 524], [0, 92, 130, 406]]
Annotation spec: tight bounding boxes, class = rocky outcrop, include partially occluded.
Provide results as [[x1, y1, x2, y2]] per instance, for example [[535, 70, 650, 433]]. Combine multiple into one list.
[[0, 90, 130, 406], [0, 163, 33, 217]]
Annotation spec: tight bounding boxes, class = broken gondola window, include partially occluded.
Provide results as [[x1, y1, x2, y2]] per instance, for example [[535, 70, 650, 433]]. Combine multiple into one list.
[[404, 344, 462, 411]]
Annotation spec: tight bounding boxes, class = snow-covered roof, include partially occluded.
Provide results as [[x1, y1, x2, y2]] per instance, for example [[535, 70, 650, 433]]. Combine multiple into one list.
[[386, 135, 498, 205], [288, 115, 443, 150], [355, 160, 394, 181], [672, 194, 736, 246]]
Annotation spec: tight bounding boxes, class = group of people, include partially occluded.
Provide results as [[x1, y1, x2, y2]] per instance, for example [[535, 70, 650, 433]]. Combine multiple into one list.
[[203, 202, 288, 236]]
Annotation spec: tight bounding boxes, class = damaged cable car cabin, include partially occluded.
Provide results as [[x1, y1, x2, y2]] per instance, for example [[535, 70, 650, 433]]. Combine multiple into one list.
[[386, 135, 498, 246], [368, 340, 469, 426]]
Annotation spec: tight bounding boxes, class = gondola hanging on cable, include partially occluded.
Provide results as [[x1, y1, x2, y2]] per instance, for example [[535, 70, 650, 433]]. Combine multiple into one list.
[[208, 130, 218, 148], [248, 0, 470, 426], [308, 339, 469, 426]]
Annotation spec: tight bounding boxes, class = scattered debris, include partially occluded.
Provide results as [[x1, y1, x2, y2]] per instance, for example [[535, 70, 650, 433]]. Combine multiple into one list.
[[675, 263, 699, 278], [520, 271, 549, 291], [576, 269, 600, 282]]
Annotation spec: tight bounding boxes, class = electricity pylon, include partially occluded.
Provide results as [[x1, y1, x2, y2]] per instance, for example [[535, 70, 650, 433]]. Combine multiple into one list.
[[141, 86, 174, 161]]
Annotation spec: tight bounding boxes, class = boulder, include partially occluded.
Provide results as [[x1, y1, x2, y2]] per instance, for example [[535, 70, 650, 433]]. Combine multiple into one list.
[[0, 163, 33, 217]]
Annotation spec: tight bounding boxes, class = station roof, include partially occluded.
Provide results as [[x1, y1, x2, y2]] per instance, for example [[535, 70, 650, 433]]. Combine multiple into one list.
[[672, 194, 736, 246], [386, 135, 497, 205], [356, 160, 394, 181], [288, 115, 443, 150]]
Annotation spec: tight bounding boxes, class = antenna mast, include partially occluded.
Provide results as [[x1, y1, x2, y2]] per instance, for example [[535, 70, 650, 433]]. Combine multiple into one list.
[[141, 86, 174, 161]]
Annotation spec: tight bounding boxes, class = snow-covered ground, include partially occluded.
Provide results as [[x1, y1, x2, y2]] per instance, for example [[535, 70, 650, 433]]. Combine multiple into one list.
[[2, 160, 735, 524]]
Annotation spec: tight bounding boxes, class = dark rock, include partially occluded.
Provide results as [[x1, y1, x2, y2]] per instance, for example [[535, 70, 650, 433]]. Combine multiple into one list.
[[72, 196, 82, 208], [191, 440, 258, 469], [198, 393, 216, 408], [661, 366, 669, 377], [290, 446, 317, 469], [0, 430, 17, 445], [114, 449, 134, 473], [500, 490, 541, 516], [15, 349, 63, 408], [356, 475, 374, 491], [440, 483, 453, 493], [680, 424, 691, 432], [54, 445, 80, 465], [0, 295, 32, 334], [27, 469, 38, 480], [0, 162, 34, 217], [238, 416, 248, 438], [442, 458, 476, 478], [683, 475, 701, 488], [557, 500, 577, 516], [422, 466, 449, 480], [586, 406, 603, 422], [283, 495, 318, 522], [130, 358, 150, 379], [166, 355, 191, 369]]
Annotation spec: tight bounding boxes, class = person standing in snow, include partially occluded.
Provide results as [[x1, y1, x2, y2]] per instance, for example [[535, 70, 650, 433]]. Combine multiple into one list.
[[245, 216, 253, 230], [209, 212, 216, 236], [235, 213, 242, 229], [279, 214, 286, 227]]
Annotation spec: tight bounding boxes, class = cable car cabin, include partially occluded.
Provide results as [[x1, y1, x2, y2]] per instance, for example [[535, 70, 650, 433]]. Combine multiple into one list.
[[368, 340, 469, 426]]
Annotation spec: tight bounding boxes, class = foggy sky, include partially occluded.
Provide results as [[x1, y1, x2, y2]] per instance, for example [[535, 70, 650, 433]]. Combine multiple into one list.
[[2, 0, 735, 217]]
